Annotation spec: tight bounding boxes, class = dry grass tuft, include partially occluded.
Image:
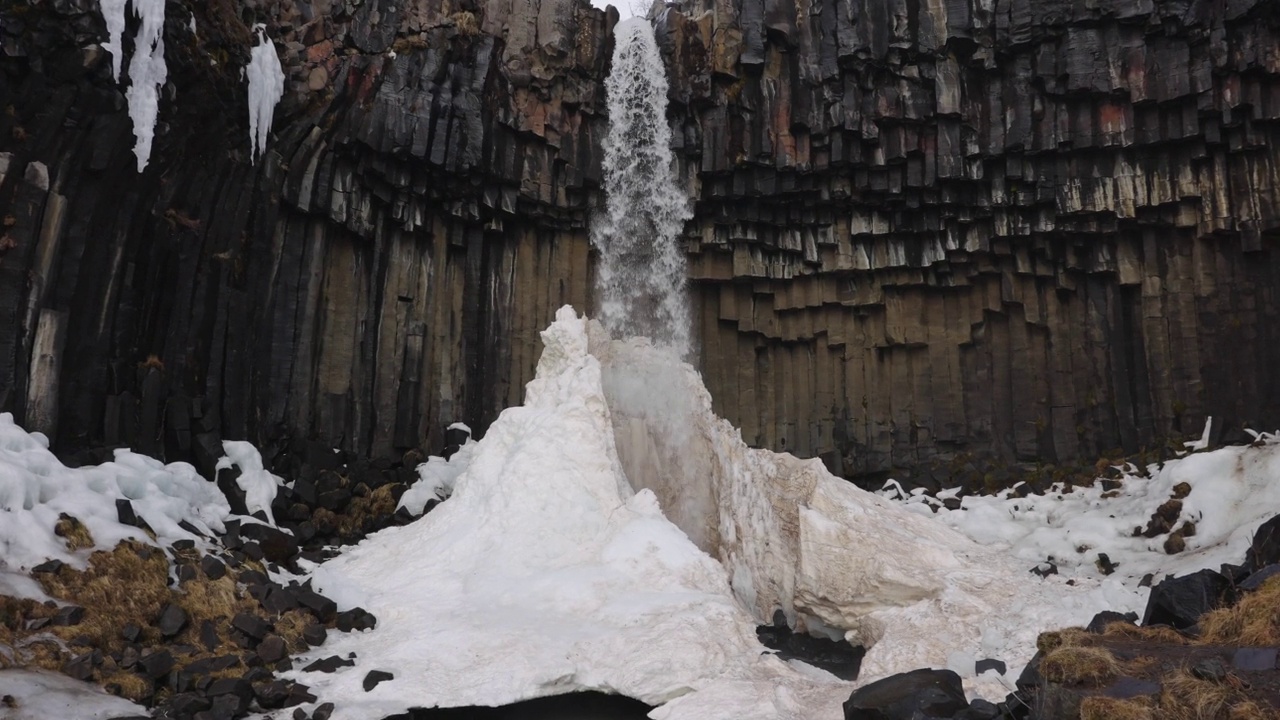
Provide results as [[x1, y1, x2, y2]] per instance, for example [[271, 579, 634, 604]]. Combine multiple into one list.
[[102, 672, 151, 701], [1102, 621, 1190, 644], [1040, 645, 1122, 685], [1081, 696, 1155, 720], [54, 514, 94, 551], [17, 638, 65, 671], [1159, 668, 1242, 720], [273, 609, 312, 654], [1227, 700, 1275, 720], [1199, 576, 1280, 646], [38, 541, 169, 652], [450, 11, 479, 36], [1036, 627, 1092, 654]]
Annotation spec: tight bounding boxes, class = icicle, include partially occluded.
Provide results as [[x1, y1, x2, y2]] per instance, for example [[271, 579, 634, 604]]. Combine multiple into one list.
[[246, 25, 285, 163], [124, 0, 168, 171], [99, 0, 128, 81]]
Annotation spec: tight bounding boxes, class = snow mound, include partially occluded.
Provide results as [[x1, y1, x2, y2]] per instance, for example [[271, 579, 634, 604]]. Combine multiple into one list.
[[289, 307, 1120, 717], [0, 413, 230, 598], [247, 25, 285, 162], [0, 669, 148, 719]]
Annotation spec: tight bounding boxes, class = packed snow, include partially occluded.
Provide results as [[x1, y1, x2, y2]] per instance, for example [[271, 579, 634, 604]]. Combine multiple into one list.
[[247, 25, 285, 163]]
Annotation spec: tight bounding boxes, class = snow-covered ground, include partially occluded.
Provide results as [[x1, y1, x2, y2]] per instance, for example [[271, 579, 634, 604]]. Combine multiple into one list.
[[1, 306, 1279, 719]]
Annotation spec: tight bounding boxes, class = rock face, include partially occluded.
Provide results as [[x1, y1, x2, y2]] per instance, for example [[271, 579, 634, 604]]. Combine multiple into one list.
[[657, 0, 1280, 478], [1, 0, 1279, 481]]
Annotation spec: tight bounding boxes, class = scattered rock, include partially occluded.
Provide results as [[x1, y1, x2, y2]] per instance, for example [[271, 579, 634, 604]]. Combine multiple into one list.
[[157, 603, 188, 637], [302, 623, 328, 646], [1191, 657, 1229, 682], [1085, 611, 1136, 633], [1240, 563, 1280, 591], [1141, 568, 1230, 629], [312, 702, 336, 720], [302, 655, 356, 673], [1246, 515, 1280, 572], [239, 523, 300, 564], [1030, 561, 1057, 578], [974, 658, 1006, 676], [200, 555, 227, 580], [31, 559, 64, 574], [842, 668, 968, 720], [363, 669, 395, 691], [139, 649, 174, 679], [51, 605, 85, 627], [258, 634, 287, 664], [335, 607, 377, 632], [232, 612, 273, 641]]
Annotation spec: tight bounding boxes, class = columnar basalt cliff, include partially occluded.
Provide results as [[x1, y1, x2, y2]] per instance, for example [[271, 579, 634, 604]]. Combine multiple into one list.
[[653, 0, 1280, 480], [0, 0, 1278, 484], [0, 0, 614, 475]]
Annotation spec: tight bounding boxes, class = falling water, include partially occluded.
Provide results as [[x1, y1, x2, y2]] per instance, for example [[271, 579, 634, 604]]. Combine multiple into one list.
[[593, 19, 693, 358]]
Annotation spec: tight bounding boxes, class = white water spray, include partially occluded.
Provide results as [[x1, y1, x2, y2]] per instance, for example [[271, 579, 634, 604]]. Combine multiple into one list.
[[593, 19, 693, 358]]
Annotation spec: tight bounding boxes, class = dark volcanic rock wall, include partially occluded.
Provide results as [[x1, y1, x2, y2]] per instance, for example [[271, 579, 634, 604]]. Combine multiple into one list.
[[1, 0, 1279, 483], [0, 0, 612, 473], [656, 0, 1280, 479]]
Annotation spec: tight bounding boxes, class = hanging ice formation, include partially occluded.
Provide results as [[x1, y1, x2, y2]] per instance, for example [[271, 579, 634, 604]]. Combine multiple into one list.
[[96, 0, 168, 169], [246, 25, 285, 163], [592, 19, 694, 359], [97, 0, 168, 171]]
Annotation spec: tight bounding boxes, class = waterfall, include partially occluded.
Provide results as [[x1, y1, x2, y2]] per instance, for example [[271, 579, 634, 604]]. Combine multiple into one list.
[[593, 19, 693, 358]]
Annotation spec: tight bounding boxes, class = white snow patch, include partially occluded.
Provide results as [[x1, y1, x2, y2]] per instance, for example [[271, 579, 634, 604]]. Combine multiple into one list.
[[216, 440, 285, 525], [446, 421, 472, 434], [888, 433, 1280, 595], [0, 668, 148, 719], [247, 25, 285, 163], [397, 438, 478, 513], [0, 413, 229, 598]]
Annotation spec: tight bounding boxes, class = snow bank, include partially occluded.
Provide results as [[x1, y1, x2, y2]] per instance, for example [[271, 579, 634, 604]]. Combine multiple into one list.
[[247, 26, 285, 162], [0, 413, 230, 598]]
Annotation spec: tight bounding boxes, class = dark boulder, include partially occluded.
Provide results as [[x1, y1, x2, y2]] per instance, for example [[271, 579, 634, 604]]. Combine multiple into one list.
[[1085, 610, 1137, 633], [157, 603, 189, 637], [1141, 568, 1231, 629], [843, 668, 968, 720], [1239, 563, 1280, 591], [363, 669, 394, 691], [240, 523, 300, 564], [1245, 514, 1280, 572]]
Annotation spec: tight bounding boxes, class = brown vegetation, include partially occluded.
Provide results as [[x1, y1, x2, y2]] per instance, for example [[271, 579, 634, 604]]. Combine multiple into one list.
[[1039, 645, 1122, 685], [37, 541, 169, 652], [53, 514, 94, 551], [1081, 696, 1155, 720], [1199, 576, 1280, 646]]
